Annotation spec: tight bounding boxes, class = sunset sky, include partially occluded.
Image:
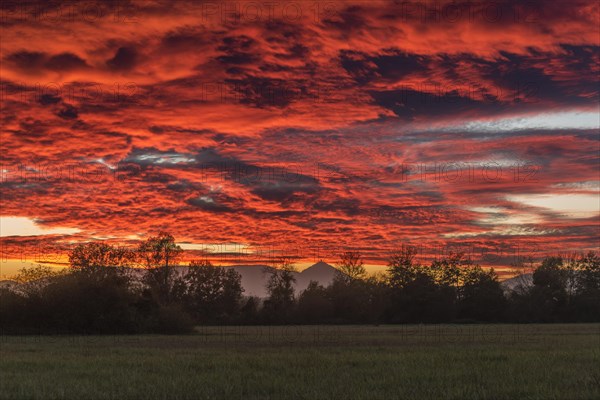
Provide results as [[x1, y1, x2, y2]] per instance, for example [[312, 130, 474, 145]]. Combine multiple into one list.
[[1, 0, 599, 277]]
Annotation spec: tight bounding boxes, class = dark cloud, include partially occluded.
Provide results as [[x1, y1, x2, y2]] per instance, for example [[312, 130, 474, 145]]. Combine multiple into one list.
[[5, 51, 89, 73], [340, 51, 378, 85], [5, 51, 46, 72], [217, 53, 259, 66], [323, 5, 367, 32], [341, 50, 430, 84], [371, 52, 430, 81], [217, 35, 259, 65], [166, 180, 204, 192], [45, 53, 89, 71], [478, 50, 599, 106], [559, 44, 600, 71], [106, 47, 138, 71], [225, 77, 298, 108], [148, 126, 165, 134], [274, 43, 309, 60], [56, 104, 79, 119], [371, 88, 504, 120], [38, 94, 61, 105], [161, 28, 208, 51], [251, 180, 319, 202]]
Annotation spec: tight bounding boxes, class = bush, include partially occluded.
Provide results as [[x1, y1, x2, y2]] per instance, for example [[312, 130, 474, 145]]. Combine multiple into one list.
[[297, 281, 333, 324]]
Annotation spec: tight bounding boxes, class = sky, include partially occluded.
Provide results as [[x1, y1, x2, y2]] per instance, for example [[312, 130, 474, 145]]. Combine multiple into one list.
[[0, 0, 599, 277]]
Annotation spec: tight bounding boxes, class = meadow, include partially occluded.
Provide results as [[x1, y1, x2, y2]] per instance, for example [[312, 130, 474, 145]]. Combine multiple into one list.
[[1, 324, 599, 400]]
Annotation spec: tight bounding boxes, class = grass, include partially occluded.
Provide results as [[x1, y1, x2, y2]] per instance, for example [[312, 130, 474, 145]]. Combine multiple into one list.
[[0, 324, 599, 400]]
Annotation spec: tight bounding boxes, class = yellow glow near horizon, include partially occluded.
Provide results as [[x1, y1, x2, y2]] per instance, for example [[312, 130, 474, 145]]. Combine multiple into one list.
[[507, 194, 600, 219], [0, 216, 81, 237]]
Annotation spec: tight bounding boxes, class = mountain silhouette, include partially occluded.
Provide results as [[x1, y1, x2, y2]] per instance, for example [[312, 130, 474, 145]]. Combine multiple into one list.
[[224, 261, 338, 297], [500, 273, 533, 292], [293, 261, 338, 294]]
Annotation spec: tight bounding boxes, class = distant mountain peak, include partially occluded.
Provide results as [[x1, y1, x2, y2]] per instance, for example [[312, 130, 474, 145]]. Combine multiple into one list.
[[306, 261, 335, 270]]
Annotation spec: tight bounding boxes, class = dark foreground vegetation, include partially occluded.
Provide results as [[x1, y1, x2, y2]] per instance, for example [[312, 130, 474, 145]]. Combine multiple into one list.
[[1, 325, 599, 400], [1, 232, 599, 334]]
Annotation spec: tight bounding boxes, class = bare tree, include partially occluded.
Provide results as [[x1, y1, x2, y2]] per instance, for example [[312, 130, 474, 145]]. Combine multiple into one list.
[[336, 251, 366, 282]]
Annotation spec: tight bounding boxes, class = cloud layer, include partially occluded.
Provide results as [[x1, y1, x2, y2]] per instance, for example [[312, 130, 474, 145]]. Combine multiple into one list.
[[1, 1, 599, 275]]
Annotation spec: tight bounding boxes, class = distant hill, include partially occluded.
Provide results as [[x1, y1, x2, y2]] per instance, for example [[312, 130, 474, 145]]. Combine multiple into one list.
[[223, 261, 338, 297], [223, 265, 273, 298], [135, 262, 340, 297], [294, 261, 338, 291], [500, 273, 533, 292]]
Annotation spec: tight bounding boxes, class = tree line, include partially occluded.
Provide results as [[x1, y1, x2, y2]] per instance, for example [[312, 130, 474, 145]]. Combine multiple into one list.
[[1, 232, 598, 334]]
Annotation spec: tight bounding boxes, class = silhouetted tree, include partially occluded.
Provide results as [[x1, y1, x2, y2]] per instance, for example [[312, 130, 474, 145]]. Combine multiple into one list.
[[386, 249, 456, 323], [2, 232, 598, 333], [1, 234, 195, 334], [336, 251, 366, 282], [14, 264, 60, 284], [392, 268, 456, 323], [430, 252, 471, 293], [13, 264, 62, 296], [239, 296, 261, 324], [262, 258, 296, 323], [570, 252, 600, 321], [458, 266, 506, 322], [531, 256, 567, 321], [578, 251, 600, 291], [506, 252, 600, 322], [138, 232, 183, 304], [387, 245, 418, 289], [297, 281, 333, 323], [184, 260, 244, 323], [362, 274, 389, 324], [68, 242, 135, 285], [325, 251, 385, 323], [0, 288, 28, 333], [41, 272, 142, 333], [70, 242, 135, 270]]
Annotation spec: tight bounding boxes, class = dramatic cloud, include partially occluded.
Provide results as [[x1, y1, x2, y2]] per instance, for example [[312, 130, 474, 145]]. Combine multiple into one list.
[[0, 0, 598, 276]]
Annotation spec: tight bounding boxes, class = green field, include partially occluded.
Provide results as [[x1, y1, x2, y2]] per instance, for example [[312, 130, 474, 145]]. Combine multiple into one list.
[[1, 324, 599, 400]]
